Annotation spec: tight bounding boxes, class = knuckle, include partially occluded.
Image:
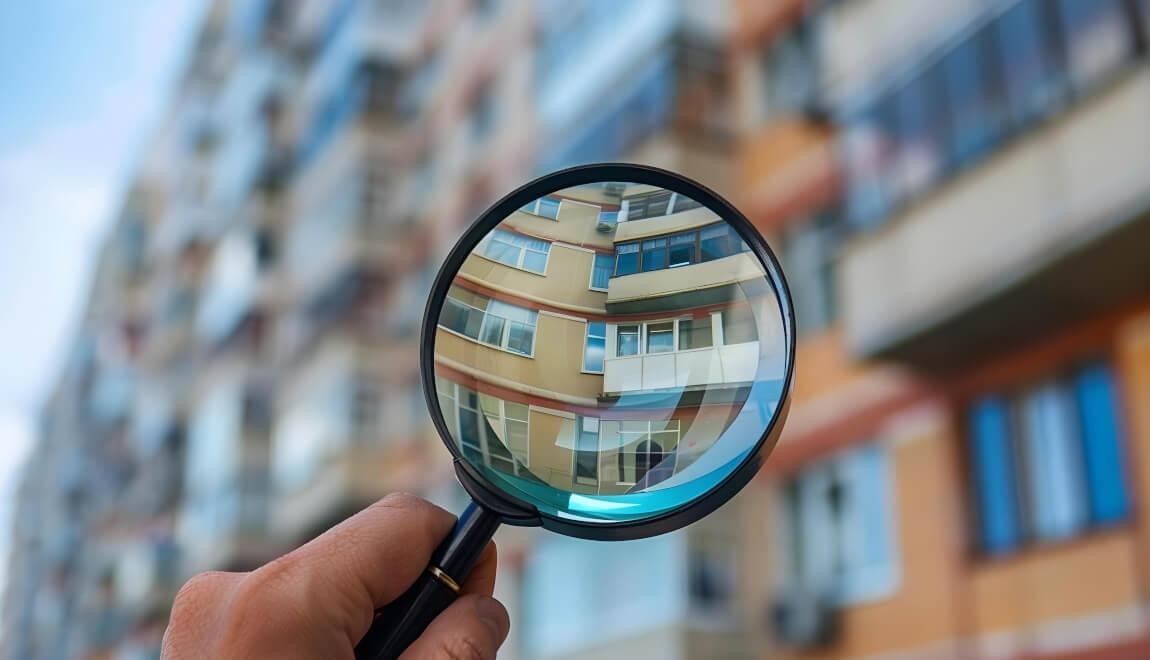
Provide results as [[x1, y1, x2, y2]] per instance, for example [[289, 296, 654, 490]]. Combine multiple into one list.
[[440, 636, 489, 660], [375, 491, 429, 514], [172, 571, 234, 611]]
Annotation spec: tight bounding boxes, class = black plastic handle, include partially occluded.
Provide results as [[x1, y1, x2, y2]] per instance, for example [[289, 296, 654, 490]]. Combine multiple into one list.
[[354, 501, 501, 660]]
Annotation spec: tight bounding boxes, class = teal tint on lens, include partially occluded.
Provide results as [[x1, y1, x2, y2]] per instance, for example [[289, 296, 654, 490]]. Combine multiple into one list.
[[432, 181, 787, 525]]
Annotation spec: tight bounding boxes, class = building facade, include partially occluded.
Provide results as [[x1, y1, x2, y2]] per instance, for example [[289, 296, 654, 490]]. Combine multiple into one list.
[[737, 0, 1150, 658]]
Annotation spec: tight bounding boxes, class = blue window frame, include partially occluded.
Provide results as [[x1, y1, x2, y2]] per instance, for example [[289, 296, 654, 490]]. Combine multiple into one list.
[[590, 253, 613, 290], [967, 361, 1129, 556]]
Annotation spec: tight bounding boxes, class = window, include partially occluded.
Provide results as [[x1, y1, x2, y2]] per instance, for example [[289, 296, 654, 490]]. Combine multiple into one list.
[[575, 417, 599, 483], [481, 395, 530, 468], [614, 243, 639, 277], [669, 233, 697, 268], [1056, 0, 1136, 91], [784, 215, 840, 335], [890, 72, 949, 199], [646, 322, 675, 354], [625, 190, 673, 220], [614, 224, 746, 276], [598, 210, 619, 227], [440, 286, 538, 355], [640, 238, 668, 272], [482, 229, 551, 273], [967, 362, 1129, 556], [590, 253, 614, 290], [617, 325, 640, 357], [471, 82, 496, 142], [843, 0, 1146, 230], [996, 0, 1066, 125], [700, 224, 746, 262], [437, 378, 525, 475], [721, 307, 758, 345], [780, 444, 897, 604], [942, 31, 1008, 167], [762, 24, 818, 119], [617, 420, 680, 486], [583, 322, 606, 373], [679, 316, 713, 350], [614, 314, 746, 358], [623, 190, 703, 221], [520, 196, 561, 219]]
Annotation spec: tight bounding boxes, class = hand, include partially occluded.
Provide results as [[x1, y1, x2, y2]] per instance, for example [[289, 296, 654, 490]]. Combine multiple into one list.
[[161, 493, 509, 659]]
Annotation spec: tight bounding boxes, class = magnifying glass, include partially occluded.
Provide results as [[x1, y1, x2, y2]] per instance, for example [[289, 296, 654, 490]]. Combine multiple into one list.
[[355, 163, 795, 659]]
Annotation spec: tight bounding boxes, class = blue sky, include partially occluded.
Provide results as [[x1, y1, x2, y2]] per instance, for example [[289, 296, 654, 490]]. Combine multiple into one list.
[[0, 0, 205, 610]]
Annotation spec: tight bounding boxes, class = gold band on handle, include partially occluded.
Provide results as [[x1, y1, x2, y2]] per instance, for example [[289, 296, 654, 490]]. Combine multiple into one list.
[[427, 566, 461, 593]]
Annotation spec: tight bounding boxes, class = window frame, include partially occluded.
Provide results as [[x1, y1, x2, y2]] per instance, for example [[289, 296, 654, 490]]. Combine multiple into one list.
[[589, 252, 614, 291], [612, 223, 747, 277], [439, 289, 539, 357], [965, 359, 1132, 558], [520, 196, 562, 220], [582, 321, 607, 374], [480, 228, 552, 275]]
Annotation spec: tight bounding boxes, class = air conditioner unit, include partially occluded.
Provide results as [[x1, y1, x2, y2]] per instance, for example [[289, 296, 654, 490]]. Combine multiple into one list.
[[768, 588, 838, 649]]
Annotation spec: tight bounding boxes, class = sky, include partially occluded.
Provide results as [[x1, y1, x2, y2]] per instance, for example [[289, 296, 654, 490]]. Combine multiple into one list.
[[0, 0, 205, 612]]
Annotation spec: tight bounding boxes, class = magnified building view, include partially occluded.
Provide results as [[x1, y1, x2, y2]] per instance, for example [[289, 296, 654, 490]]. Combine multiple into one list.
[[434, 183, 784, 496]]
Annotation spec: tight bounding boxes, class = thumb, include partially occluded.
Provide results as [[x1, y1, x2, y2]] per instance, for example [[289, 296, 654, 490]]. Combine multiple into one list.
[[399, 594, 510, 660]]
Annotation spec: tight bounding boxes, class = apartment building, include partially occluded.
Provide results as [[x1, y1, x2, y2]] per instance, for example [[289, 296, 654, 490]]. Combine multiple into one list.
[[737, 1, 1150, 658]]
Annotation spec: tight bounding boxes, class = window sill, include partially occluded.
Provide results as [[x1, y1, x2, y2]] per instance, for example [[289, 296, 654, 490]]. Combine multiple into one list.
[[436, 325, 535, 360], [968, 522, 1133, 569]]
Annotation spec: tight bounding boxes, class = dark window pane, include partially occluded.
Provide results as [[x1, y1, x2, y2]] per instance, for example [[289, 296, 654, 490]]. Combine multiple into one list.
[[996, 0, 1066, 124], [1074, 363, 1130, 524], [591, 253, 614, 288], [537, 196, 561, 219], [890, 74, 948, 199], [626, 190, 673, 220], [671, 194, 703, 214], [969, 397, 1021, 554], [942, 32, 1008, 166], [615, 242, 639, 276], [700, 225, 735, 261], [668, 233, 697, 267], [1056, 0, 1135, 91], [679, 316, 713, 350], [844, 102, 897, 228], [641, 238, 668, 272]]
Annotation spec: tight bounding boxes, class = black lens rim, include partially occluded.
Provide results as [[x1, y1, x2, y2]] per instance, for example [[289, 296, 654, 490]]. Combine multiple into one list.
[[420, 163, 796, 541]]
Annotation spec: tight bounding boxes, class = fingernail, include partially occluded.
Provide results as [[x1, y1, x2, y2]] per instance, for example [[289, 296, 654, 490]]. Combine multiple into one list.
[[475, 596, 510, 643]]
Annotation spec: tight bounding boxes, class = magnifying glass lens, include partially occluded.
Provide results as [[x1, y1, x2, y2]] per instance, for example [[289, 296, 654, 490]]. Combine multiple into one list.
[[431, 180, 787, 525]]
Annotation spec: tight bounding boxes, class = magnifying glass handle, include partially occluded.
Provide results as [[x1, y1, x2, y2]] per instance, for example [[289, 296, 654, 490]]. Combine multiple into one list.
[[354, 501, 502, 660]]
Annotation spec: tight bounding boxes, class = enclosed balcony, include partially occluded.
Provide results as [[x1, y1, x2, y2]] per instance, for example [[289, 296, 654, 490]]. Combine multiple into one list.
[[838, 7, 1150, 371]]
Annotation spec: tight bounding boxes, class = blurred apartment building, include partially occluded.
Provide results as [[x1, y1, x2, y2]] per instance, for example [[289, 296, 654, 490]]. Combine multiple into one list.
[[734, 0, 1150, 659], [1, 1, 744, 659]]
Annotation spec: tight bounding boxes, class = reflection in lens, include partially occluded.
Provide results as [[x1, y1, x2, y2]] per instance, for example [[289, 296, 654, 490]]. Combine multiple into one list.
[[433, 182, 786, 523]]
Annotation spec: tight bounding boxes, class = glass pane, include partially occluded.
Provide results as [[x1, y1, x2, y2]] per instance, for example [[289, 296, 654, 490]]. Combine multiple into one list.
[[537, 197, 561, 219], [699, 224, 732, 262], [506, 322, 535, 355], [484, 237, 520, 266], [626, 190, 673, 220], [942, 33, 1006, 166], [679, 316, 713, 350], [1020, 382, 1088, 541], [997, 0, 1065, 124], [641, 238, 667, 272], [584, 322, 607, 372], [1057, 0, 1134, 90], [646, 322, 674, 353], [721, 307, 758, 344], [522, 250, 548, 273], [591, 253, 614, 288], [617, 325, 640, 356], [480, 315, 506, 347], [668, 233, 696, 267], [1074, 363, 1129, 524], [615, 244, 639, 276]]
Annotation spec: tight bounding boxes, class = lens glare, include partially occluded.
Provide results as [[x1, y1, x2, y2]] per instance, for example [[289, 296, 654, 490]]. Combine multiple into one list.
[[432, 181, 787, 524]]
